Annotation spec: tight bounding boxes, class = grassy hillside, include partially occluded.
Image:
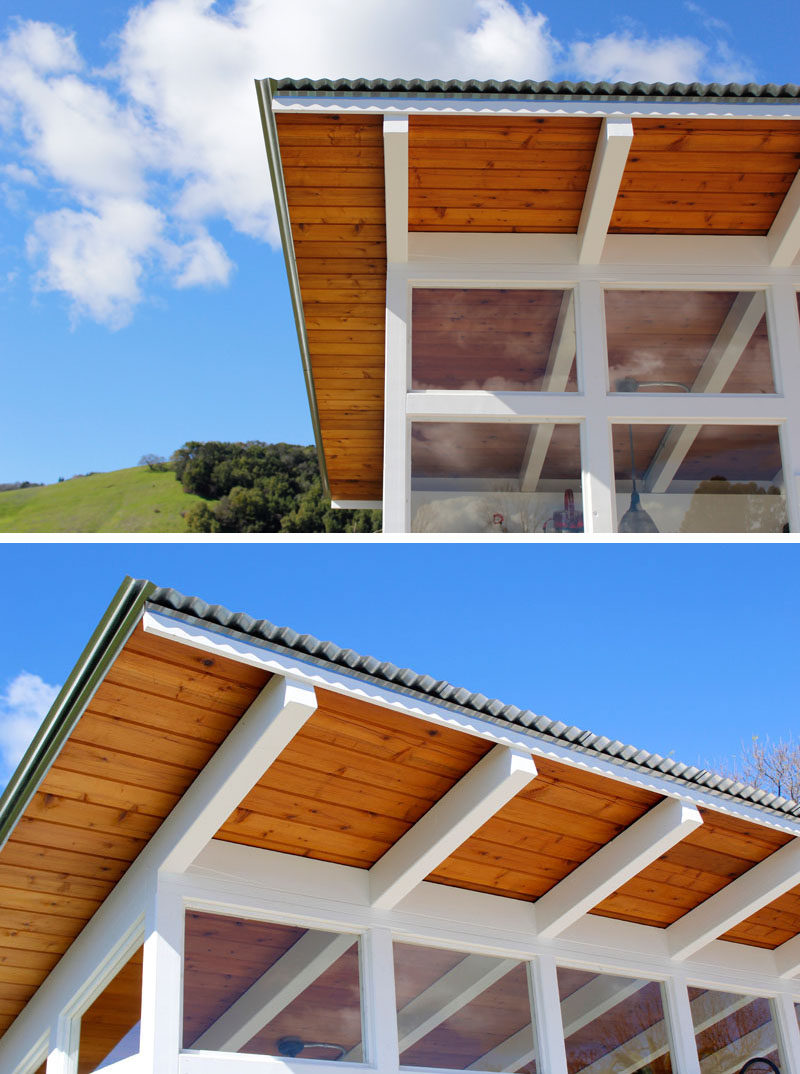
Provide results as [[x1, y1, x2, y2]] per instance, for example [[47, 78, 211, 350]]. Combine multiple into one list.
[[0, 467, 206, 533]]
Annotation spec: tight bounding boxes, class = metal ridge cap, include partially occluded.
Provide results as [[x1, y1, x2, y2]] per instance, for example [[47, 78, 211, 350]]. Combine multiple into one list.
[[272, 76, 800, 101], [146, 586, 800, 823], [0, 576, 157, 853], [255, 77, 331, 499]]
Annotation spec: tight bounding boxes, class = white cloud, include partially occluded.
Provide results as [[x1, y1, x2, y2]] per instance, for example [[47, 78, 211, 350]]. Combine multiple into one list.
[[0, 2, 758, 326], [0, 671, 59, 778]]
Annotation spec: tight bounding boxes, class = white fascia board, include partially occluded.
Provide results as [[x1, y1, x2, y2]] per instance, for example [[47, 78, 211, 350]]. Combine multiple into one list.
[[157, 675, 317, 874], [577, 118, 633, 265], [534, 798, 703, 938], [141, 608, 800, 840], [272, 98, 800, 121], [192, 931, 354, 1052], [774, 933, 800, 979], [668, 838, 800, 961], [370, 745, 537, 909], [384, 116, 409, 263], [768, 168, 800, 267]]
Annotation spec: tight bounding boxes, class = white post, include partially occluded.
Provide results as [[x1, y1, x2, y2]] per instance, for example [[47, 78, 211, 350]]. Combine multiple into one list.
[[384, 265, 411, 532], [662, 974, 702, 1074], [774, 993, 800, 1074], [361, 927, 400, 1073], [575, 280, 614, 532], [529, 955, 569, 1074], [139, 882, 184, 1074], [767, 283, 800, 532]]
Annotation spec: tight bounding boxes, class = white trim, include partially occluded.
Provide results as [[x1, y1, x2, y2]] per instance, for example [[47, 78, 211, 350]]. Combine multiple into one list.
[[768, 284, 800, 531], [360, 927, 399, 1071], [158, 676, 318, 874], [768, 170, 800, 267], [384, 116, 409, 263], [331, 500, 383, 510], [534, 799, 703, 938], [774, 992, 800, 1074], [140, 607, 800, 838], [369, 746, 537, 909], [775, 935, 800, 980], [663, 974, 703, 1074], [577, 118, 633, 265], [12, 1031, 49, 1074], [383, 267, 411, 532], [179, 1056, 363, 1074], [575, 280, 614, 533], [668, 839, 800, 961], [139, 885, 183, 1074], [528, 955, 568, 1074]]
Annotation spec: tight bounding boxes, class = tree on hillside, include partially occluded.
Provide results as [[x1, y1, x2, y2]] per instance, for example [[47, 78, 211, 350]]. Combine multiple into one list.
[[725, 735, 800, 801]]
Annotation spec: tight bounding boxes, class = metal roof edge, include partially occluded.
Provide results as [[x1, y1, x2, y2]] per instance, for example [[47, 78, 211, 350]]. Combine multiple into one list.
[[273, 77, 800, 102], [145, 586, 800, 824], [0, 576, 157, 854], [255, 77, 331, 499]]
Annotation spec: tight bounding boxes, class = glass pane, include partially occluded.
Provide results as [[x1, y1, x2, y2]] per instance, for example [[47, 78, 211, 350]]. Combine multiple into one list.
[[689, 988, 782, 1074], [612, 424, 787, 533], [606, 291, 775, 394], [183, 911, 363, 1060], [394, 942, 535, 1072], [411, 422, 583, 533], [78, 946, 142, 1073], [557, 967, 672, 1074], [412, 289, 578, 391]]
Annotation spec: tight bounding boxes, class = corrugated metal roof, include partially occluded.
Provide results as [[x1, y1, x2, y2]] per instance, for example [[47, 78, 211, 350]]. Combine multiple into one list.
[[274, 77, 800, 101], [148, 585, 800, 821]]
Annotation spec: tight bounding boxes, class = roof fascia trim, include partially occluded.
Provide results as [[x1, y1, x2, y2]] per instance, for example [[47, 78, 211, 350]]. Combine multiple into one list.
[[142, 605, 800, 837], [255, 77, 331, 498], [0, 576, 156, 853]]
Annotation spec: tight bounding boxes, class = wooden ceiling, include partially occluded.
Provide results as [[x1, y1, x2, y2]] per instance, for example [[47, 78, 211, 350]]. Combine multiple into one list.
[[3, 627, 800, 1053], [274, 111, 800, 499]]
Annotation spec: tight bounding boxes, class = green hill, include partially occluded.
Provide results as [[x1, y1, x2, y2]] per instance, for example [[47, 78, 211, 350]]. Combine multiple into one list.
[[0, 466, 205, 533]]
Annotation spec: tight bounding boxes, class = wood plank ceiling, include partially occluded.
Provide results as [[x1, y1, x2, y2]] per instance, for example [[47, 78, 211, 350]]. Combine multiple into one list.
[[2, 629, 800, 1047], [274, 111, 800, 499]]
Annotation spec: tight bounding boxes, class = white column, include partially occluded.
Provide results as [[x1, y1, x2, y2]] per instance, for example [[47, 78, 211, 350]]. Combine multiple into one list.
[[361, 927, 400, 1073], [139, 882, 184, 1074], [774, 993, 800, 1074], [575, 280, 614, 532], [662, 975, 702, 1074], [529, 955, 569, 1074], [767, 283, 800, 532], [383, 265, 411, 532]]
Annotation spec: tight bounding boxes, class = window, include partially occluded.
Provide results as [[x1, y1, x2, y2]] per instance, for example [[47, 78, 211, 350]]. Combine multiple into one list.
[[689, 988, 783, 1074], [77, 946, 142, 1073]]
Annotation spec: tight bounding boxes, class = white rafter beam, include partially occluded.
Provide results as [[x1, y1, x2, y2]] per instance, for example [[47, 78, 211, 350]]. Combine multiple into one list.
[[773, 932, 800, 979], [520, 290, 576, 492], [643, 291, 767, 494], [535, 797, 703, 939], [158, 675, 318, 874], [577, 117, 633, 265], [668, 837, 800, 961], [369, 745, 537, 909], [768, 168, 800, 267], [384, 115, 409, 263], [192, 930, 354, 1052]]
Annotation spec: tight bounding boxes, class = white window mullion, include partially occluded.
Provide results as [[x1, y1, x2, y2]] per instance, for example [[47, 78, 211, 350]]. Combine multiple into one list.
[[140, 881, 184, 1074], [767, 283, 800, 532], [528, 955, 568, 1074], [662, 974, 702, 1074], [773, 993, 800, 1074], [384, 266, 410, 532], [575, 280, 614, 532], [361, 927, 399, 1074]]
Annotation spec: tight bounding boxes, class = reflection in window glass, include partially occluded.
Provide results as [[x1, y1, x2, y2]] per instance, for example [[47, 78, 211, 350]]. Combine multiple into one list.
[[393, 942, 536, 1072], [558, 968, 672, 1074], [412, 289, 578, 392], [612, 424, 787, 533], [689, 988, 782, 1074], [183, 912, 363, 1061], [411, 422, 583, 533], [605, 291, 775, 394], [78, 946, 142, 1073]]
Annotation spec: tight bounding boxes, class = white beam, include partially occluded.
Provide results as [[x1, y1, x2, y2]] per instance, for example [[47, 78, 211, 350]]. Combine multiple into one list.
[[668, 838, 800, 961], [535, 798, 703, 939], [643, 291, 767, 494], [384, 116, 408, 263], [577, 118, 633, 265], [768, 169, 800, 267], [369, 745, 537, 909], [159, 676, 318, 874], [774, 933, 800, 979], [192, 931, 354, 1053], [520, 291, 576, 492]]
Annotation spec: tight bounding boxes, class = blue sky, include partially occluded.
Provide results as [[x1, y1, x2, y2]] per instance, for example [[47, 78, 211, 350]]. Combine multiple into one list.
[[1, 541, 798, 793], [1, 0, 799, 484]]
